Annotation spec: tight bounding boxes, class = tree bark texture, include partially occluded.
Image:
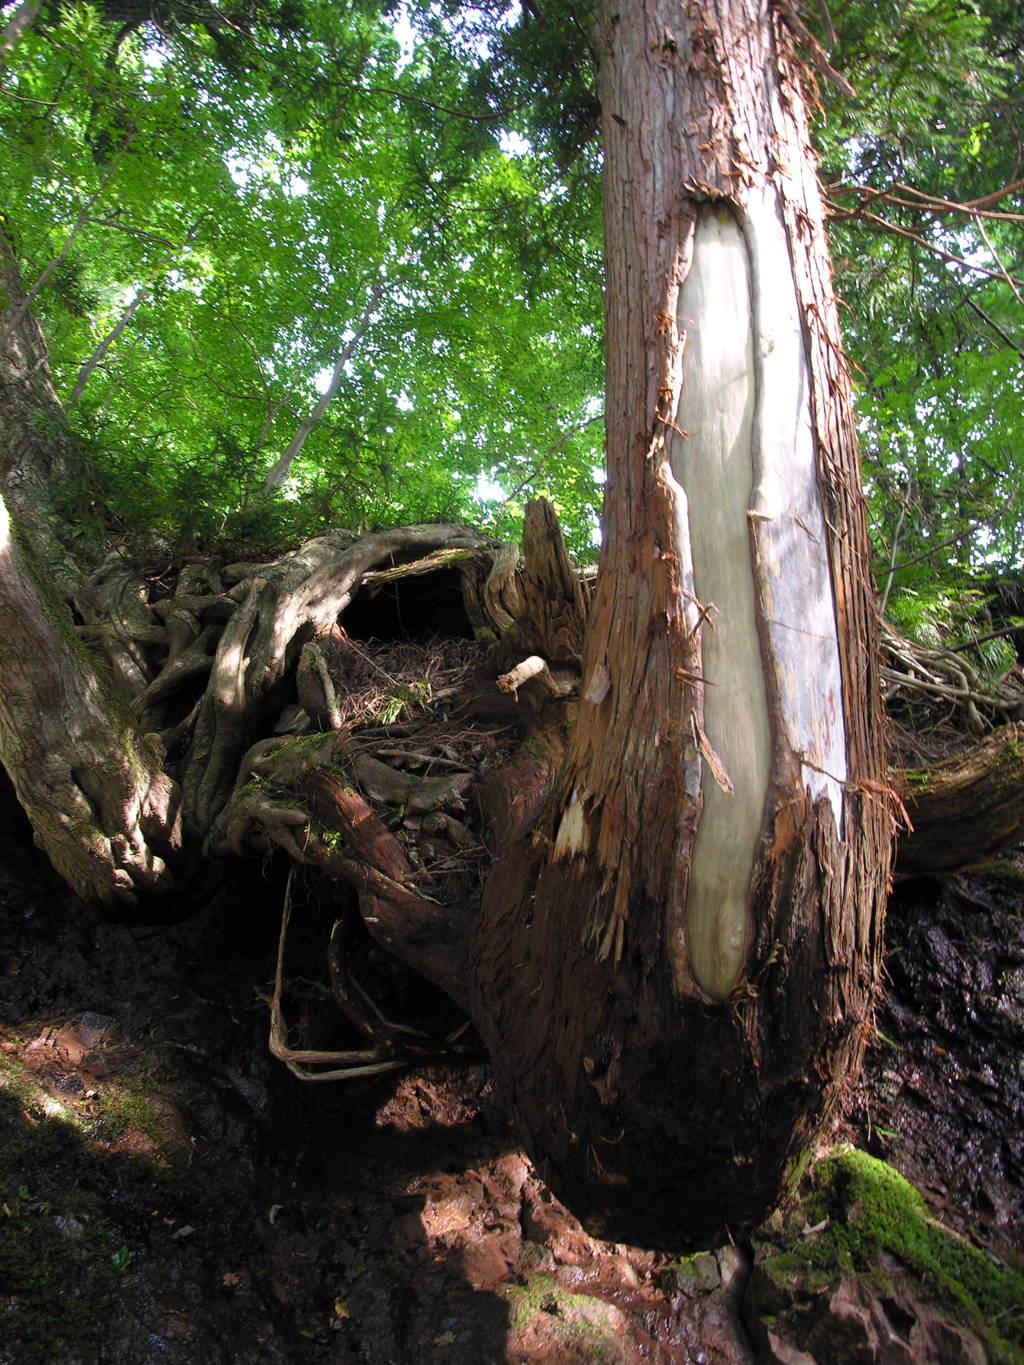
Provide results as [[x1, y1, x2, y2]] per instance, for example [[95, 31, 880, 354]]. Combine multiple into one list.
[[471, 0, 893, 1249], [0, 231, 80, 591], [893, 723, 1024, 877], [0, 494, 184, 907]]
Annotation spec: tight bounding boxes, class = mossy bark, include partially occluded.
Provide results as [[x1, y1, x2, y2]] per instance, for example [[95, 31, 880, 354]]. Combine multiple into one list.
[[894, 722, 1024, 876], [0, 493, 184, 908]]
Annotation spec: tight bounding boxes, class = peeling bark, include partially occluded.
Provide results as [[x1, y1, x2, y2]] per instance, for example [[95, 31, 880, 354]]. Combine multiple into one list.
[[470, 0, 892, 1250]]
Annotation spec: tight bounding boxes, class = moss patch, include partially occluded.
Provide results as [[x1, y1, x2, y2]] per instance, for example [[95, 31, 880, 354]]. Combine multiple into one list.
[[754, 1147, 1024, 1363], [0, 1083, 121, 1364], [979, 859, 1024, 890], [0, 1038, 245, 1364], [502, 1272, 628, 1362]]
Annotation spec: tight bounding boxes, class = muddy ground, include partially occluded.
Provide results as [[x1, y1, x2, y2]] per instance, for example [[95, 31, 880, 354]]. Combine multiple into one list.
[[1, 770, 1023, 1365]]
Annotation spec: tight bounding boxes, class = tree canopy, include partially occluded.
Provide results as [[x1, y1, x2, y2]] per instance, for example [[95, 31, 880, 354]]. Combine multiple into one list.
[[1, 0, 1022, 625]]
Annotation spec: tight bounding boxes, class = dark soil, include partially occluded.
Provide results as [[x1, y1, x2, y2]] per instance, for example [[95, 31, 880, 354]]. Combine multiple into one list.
[[1, 771, 1023, 1364], [842, 862, 1024, 1251]]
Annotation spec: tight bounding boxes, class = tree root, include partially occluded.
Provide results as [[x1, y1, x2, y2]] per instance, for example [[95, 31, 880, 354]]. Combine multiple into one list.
[[882, 621, 1024, 737], [268, 869, 406, 1082]]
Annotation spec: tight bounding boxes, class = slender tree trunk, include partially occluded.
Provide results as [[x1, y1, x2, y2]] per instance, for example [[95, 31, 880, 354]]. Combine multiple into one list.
[[0, 230, 80, 590], [470, 0, 892, 1249]]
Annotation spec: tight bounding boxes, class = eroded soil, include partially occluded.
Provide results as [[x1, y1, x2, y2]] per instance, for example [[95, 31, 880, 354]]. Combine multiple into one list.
[[1, 780, 1023, 1365]]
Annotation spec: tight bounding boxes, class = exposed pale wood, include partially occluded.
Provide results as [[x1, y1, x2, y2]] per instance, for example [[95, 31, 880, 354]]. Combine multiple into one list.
[[470, 0, 892, 1251]]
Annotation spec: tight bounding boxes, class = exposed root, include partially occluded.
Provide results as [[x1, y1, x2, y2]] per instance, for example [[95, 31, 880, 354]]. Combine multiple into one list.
[[882, 621, 1024, 763], [56, 511, 593, 1061], [268, 868, 406, 1082]]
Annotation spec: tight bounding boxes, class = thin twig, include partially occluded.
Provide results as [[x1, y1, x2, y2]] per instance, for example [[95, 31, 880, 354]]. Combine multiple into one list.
[[964, 298, 1024, 358], [492, 413, 603, 525], [949, 623, 1024, 654], [972, 214, 1024, 309], [873, 530, 965, 579], [823, 203, 1024, 290]]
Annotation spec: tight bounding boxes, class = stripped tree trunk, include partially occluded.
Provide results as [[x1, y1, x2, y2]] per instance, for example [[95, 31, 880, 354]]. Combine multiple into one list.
[[470, 0, 893, 1249]]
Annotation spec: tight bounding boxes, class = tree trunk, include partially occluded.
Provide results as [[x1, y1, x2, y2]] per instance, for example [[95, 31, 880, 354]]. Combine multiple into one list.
[[0, 492, 186, 908], [0, 230, 80, 592], [470, 0, 892, 1249]]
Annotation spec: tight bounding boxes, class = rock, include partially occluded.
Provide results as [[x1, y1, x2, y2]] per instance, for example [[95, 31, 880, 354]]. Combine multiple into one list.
[[805, 1277, 878, 1365], [746, 1265, 990, 1365], [78, 1012, 114, 1047], [517, 1240, 556, 1275], [406, 771, 475, 814], [663, 1250, 722, 1297], [919, 1316, 986, 1365], [766, 1330, 818, 1365], [352, 754, 417, 805], [421, 811, 478, 849]]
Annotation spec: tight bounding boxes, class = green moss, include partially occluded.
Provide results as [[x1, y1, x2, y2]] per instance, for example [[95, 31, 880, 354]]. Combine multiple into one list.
[[901, 769, 932, 792], [518, 736, 547, 760], [0, 1087, 120, 1364], [980, 860, 1024, 889], [10, 516, 141, 749], [661, 1249, 722, 1295], [0, 1038, 248, 1364], [502, 1272, 627, 1361], [380, 681, 431, 725], [756, 1148, 1024, 1362], [96, 1072, 180, 1149]]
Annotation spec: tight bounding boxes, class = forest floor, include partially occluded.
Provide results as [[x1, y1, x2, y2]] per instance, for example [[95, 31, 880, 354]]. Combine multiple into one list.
[[1, 775, 1023, 1364]]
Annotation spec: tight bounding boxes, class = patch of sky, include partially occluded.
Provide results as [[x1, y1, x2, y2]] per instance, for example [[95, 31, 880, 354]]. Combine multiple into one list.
[[499, 130, 531, 157], [141, 32, 171, 69], [475, 471, 505, 502], [391, 5, 418, 72], [397, 391, 414, 411]]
